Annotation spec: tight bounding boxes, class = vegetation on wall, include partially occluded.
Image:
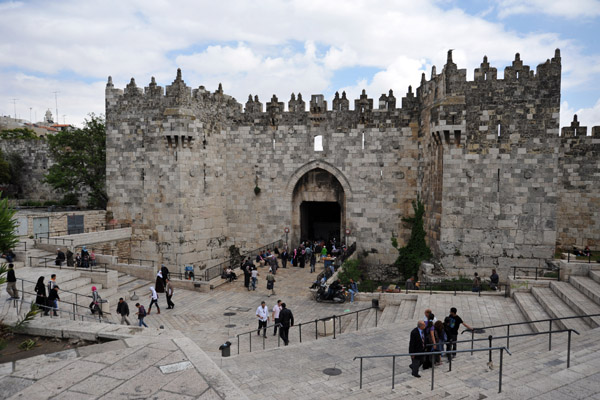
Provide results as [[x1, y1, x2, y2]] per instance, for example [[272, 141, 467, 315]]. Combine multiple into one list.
[[0, 128, 40, 141], [45, 114, 107, 209], [392, 197, 432, 280]]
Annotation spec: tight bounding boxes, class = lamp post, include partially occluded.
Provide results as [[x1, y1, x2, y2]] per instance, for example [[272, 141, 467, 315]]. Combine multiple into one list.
[[284, 227, 289, 248]]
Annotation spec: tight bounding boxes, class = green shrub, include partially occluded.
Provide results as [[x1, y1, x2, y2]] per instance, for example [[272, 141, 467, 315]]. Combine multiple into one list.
[[393, 198, 432, 280], [338, 259, 361, 285]]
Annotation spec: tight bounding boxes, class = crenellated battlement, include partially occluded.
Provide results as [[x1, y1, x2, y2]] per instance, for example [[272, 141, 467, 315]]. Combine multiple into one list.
[[561, 114, 600, 138]]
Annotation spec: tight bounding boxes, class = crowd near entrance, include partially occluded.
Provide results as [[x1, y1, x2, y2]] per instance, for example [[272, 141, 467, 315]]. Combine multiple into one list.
[[300, 201, 341, 243]]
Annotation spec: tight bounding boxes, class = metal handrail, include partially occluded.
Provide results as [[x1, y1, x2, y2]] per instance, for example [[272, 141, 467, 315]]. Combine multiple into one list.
[[464, 313, 596, 353], [511, 265, 560, 281], [405, 281, 509, 297], [204, 239, 283, 281], [116, 257, 155, 268], [17, 277, 94, 300], [354, 346, 512, 392], [10, 296, 114, 324], [32, 223, 131, 239], [28, 255, 109, 273], [236, 306, 376, 354]]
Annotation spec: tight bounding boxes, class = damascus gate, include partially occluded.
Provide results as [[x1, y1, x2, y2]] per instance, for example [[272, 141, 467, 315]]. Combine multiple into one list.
[[105, 49, 600, 276]]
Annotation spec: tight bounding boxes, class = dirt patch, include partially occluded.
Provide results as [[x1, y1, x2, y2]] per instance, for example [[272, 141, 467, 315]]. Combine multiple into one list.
[[0, 330, 99, 364]]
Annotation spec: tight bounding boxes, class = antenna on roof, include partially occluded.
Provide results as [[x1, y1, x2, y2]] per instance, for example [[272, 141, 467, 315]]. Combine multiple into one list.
[[10, 98, 18, 119], [53, 91, 60, 125]]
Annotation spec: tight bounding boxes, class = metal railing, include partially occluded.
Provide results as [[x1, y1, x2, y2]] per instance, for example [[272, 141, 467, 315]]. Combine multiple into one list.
[[10, 297, 114, 324], [405, 281, 509, 297], [116, 257, 155, 268], [354, 346, 512, 393], [37, 236, 75, 246], [13, 278, 112, 324], [511, 265, 560, 281], [464, 313, 600, 352], [566, 251, 595, 263], [204, 239, 283, 281], [28, 255, 109, 273], [236, 306, 376, 354]]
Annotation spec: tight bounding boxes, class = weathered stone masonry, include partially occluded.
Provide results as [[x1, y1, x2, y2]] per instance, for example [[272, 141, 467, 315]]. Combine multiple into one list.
[[105, 49, 600, 277]]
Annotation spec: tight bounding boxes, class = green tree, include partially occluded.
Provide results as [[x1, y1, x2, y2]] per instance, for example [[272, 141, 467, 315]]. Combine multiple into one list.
[[0, 192, 18, 285], [0, 150, 11, 184], [393, 198, 432, 279], [0, 127, 39, 140], [45, 114, 107, 208]]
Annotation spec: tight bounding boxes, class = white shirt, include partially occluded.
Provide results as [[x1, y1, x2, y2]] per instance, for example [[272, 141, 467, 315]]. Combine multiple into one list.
[[272, 304, 281, 319], [251, 270, 258, 279], [256, 305, 269, 322], [150, 287, 158, 300]]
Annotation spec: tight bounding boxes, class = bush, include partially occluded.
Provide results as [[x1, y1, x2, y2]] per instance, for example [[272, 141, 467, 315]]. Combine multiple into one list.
[[338, 259, 361, 285], [393, 198, 432, 280]]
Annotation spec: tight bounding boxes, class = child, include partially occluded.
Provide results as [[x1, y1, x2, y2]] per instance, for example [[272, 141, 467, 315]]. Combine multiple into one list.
[[135, 303, 148, 327]]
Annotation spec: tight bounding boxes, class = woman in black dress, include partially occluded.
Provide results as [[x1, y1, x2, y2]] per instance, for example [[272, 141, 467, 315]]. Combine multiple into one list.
[[34, 276, 48, 316]]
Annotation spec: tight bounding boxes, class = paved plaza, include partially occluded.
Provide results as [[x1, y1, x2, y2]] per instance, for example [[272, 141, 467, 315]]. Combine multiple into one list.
[[1, 260, 600, 399]]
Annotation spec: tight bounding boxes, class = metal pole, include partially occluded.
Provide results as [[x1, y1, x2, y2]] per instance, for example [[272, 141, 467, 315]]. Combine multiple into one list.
[[315, 320, 318, 340], [506, 325, 510, 349], [549, 320, 552, 351], [567, 330, 572, 368], [499, 349, 503, 393], [449, 351, 452, 371], [359, 358, 363, 389], [237, 336, 240, 355], [263, 335, 265, 350], [392, 355, 395, 389], [488, 335, 493, 363], [356, 311, 359, 331], [471, 330, 474, 355], [431, 354, 435, 391], [299, 323, 302, 343], [375, 308, 378, 327], [249, 333, 252, 353], [333, 316, 336, 339]]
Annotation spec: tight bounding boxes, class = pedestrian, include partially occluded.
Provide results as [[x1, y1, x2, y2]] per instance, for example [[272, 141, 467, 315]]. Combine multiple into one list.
[[90, 286, 104, 318], [272, 299, 282, 336], [117, 297, 131, 325], [299, 247, 306, 268], [6, 263, 18, 299], [278, 302, 294, 346], [48, 285, 60, 316], [266, 268, 276, 297], [434, 320, 447, 365], [148, 286, 160, 314], [155, 270, 165, 293], [281, 248, 288, 268], [47, 274, 57, 294], [55, 248, 65, 266], [135, 303, 148, 327], [256, 301, 269, 338], [309, 253, 316, 273], [34, 276, 48, 316], [160, 264, 170, 284], [347, 278, 359, 303], [490, 269, 499, 291], [251, 267, 258, 291], [443, 307, 473, 360], [472, 272, 481, 292], [81, 246, 90, 268], [321, 246, 328, 261], [66, 249, 74, 267], [165, 278, 175, 309], [90, 250, 96, 266], [242, 260, 251, 289], [409, 321, 427, 378]]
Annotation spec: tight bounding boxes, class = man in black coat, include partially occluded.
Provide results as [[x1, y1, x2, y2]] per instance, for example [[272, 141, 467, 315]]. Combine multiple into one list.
[[278, 303, 294, 346], [409, 321, 427, 377]]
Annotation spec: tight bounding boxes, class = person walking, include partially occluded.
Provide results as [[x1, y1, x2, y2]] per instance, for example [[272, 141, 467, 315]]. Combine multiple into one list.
[[6, 263, 18, 299], [90, 286, 104, 318], [55, 248, 65, 266], [117, 298, 131, 325], [251, 267, 258, 291], [266, 269, 276, 297], [256, 301, 269, 338], [47, 274, 58, 295], [278, 302, 294, 346], [242, 260, 251, 289], [309, 253, 316, 273], [281, 248, 288, 269], [148, 286, 160, 314], [165, 278, 175, 309], [409, 321, 427, 378], [155, 270, 165, 293], [443, 307, 473, 360], [135, 303, 148, 327], [48, 285, 60, 317], [272, 300, 282, 336], [34, 276, 48, 316]]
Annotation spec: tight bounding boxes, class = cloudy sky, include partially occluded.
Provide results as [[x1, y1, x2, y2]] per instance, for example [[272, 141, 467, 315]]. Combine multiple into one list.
[[1, 0, 599, 130]]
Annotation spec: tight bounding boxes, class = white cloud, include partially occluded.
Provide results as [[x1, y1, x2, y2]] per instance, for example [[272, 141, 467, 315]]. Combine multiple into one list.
[[561, 98, 600, 133], [496, 0, 600, 18]]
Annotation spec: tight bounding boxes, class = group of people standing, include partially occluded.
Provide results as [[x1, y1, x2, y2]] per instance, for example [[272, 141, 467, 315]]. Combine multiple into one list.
[[256, 299, 295, 346], [409, 307, 472, 378], [55, 246, 96, 268]]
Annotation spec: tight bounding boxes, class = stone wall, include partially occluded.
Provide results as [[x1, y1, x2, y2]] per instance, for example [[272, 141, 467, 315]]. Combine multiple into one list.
[[16, 209, 106, 237], [0, 139, 56, 200], [556, 122, 600, 249], [105, 48, 600, 277]]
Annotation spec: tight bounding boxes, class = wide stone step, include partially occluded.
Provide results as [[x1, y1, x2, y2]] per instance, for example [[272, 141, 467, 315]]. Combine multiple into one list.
[[378, 304, 399, 326], [513, 292, 551, 333], [569, 275, 600, 307], [549, 281, 600, 328], [589, 270, 600, 285], [397, 299, 416, 321], [531, 287, 589, 333]]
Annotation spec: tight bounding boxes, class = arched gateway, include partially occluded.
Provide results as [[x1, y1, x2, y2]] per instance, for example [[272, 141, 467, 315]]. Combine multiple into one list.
[[287, 161, 352, 246]]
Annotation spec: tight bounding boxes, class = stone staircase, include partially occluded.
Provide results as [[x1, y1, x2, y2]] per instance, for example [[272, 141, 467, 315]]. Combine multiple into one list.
[[514, 268, 600, 334]]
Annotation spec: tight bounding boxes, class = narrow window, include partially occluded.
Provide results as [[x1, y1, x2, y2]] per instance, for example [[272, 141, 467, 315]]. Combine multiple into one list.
[[497, 168, 500, 192], [444, 130, 450, 145], [497, 123, 501, 137], [272, 138, 275, 149], [484, 72, 487, 81], [314, 135, 323, 152], [362, 132, 365, 150], [516, 71, 520, 80]]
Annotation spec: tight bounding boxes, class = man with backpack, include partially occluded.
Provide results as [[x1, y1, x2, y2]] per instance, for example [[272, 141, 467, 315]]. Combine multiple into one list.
[[444, 307, 473, 360], [135, 303, 148, 327]]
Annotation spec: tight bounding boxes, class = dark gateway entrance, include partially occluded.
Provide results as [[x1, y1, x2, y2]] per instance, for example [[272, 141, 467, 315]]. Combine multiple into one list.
[[300, 201, 341, 241]]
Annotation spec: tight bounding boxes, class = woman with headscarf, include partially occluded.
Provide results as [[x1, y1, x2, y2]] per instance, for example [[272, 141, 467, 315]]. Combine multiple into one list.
[[160, 264, 169, 286], [155, 270, 165, 293], [148, 286, 160, 314], [35, 276, 48, 316]]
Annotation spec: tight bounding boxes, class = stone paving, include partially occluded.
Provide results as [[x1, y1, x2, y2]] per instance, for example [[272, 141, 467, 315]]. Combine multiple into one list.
[[1, 260, 600, 399]]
